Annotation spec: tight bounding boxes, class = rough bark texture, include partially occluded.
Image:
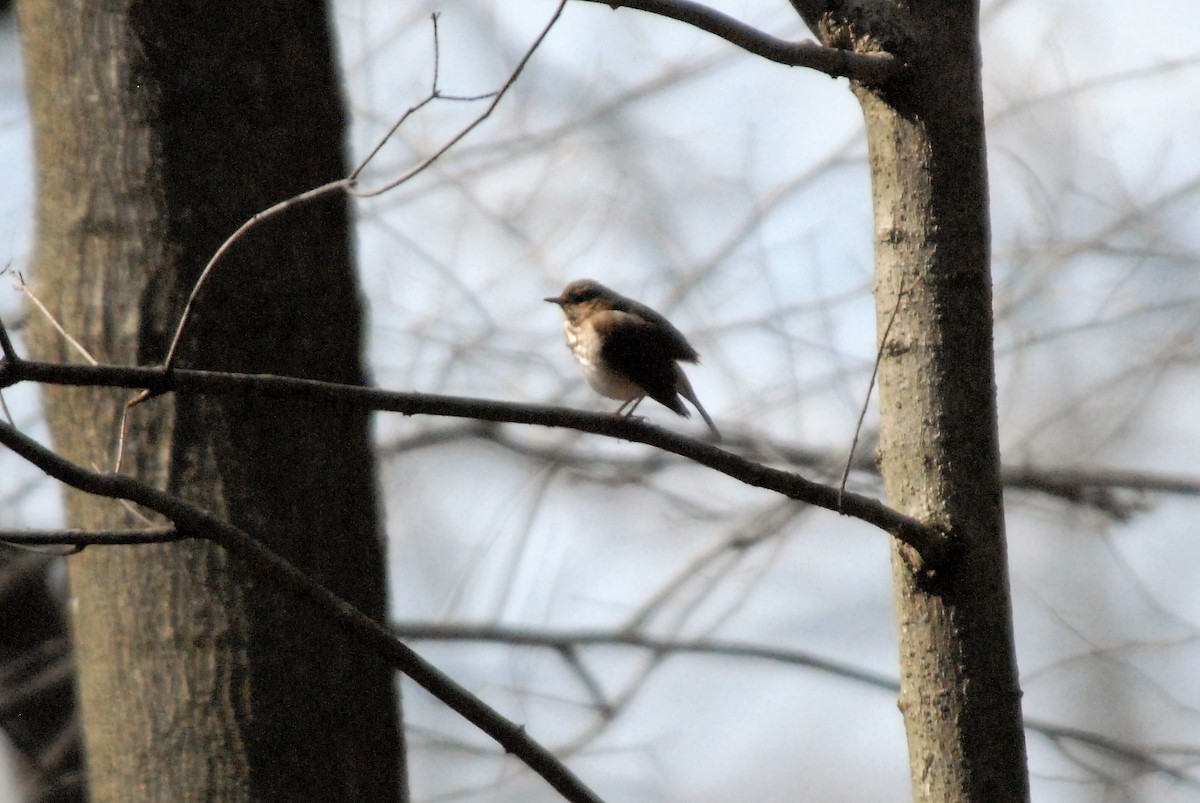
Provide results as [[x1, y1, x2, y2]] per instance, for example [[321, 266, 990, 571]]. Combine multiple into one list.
[[843, 1, 1031, 800], [18, 1, 405, 800]]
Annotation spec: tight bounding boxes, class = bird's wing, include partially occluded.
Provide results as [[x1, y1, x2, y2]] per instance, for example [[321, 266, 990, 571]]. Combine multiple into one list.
[[608, 296, 700, 363], [593, 310, 690, 417]]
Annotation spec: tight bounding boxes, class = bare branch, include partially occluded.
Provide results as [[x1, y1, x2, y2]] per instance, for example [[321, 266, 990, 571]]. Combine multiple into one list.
[[393, 620, 1200, 787], [0, 422, 604, 803], [573, 0, 898, 82], [18, 274, 98, 366], [0, 528, 179, 547], [384, 426, 1184, 522], [392, 620, 898, 690], [351, 1, 568, 197], [160, 179, 351, 371], [1028, 721, 1200, 787], [0, 312, 17, 365], [0, 354, 950, 566], [1004, 465, 1200, 517]]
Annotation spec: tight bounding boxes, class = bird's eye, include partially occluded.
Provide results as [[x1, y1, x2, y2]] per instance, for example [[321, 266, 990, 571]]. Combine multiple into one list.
[[568, 284, 599, 303]]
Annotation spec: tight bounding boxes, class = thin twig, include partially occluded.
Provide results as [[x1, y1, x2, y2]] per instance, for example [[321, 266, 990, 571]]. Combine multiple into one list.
[[113, 406, 130, 473], [159, 178, 351, 372], [348, 98, 440, 182], [559, 646, 614, 717], [395, 620, 899, 690], [0, 313, 16, 366], [161, 3, 567, 372], [18, 274, 98, 366], [840, 277, 906, 503], [350, 0, 568, 198], [430, 13, 442, 95]]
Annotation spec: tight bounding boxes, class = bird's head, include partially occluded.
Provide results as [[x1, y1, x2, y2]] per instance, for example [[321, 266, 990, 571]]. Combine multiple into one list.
[[544, 279, 618, 324]]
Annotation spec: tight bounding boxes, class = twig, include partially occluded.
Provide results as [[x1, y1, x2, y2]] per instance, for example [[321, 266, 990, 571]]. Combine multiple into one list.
[[160, 2, 567, 372], [840, 277, 906, 501], [159, 178, 351, 372], [559, 646, 614, 718], [0, 313, 16, 365], [17, 274, 98, 366], [350, 0, 568, 198], [394, 620, 899, 690]]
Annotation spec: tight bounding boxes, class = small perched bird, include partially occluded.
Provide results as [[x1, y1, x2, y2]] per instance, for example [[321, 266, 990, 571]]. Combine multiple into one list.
[[545, 279, 721, 440]]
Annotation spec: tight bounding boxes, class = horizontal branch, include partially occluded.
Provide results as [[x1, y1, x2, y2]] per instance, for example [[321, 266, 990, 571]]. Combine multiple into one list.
[[0, 422, 603, 803], [382, 424, 1184, 522], [0, 355, 951, 567], [1003, 465, 1200, 520], [0, 527, 179, 547], [393, 620, 898, 690], [573, 0, 898, 82], [392, 620, 1200, 785]]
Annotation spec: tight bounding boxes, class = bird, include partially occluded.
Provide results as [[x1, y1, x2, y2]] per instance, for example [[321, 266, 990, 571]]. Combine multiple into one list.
[[545, 279, 721, 441]]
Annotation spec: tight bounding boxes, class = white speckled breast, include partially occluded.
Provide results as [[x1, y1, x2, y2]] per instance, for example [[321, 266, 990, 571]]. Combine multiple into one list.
[[564, 319, 643, 401]]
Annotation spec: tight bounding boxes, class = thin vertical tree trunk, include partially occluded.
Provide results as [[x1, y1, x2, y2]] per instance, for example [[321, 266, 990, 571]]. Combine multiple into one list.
[[18, 1, 405, 800], [834, 1, 1031, 799]]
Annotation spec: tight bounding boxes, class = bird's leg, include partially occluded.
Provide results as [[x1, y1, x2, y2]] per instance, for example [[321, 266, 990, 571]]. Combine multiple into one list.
[[615, 396, 647, 422], [619, 397, 644, 416]]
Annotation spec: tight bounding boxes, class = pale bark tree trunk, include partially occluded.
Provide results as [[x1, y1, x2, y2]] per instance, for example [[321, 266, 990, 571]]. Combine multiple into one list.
[[18, 1, 405, 800], [829, 1, 1030, 799]]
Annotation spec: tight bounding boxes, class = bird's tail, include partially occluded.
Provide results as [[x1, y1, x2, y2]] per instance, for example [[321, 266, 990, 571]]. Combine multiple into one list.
[[674, 367, 722, 442]]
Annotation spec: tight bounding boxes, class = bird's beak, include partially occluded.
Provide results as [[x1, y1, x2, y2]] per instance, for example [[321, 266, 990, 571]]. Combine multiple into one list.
[[544, 295, 562, 305]]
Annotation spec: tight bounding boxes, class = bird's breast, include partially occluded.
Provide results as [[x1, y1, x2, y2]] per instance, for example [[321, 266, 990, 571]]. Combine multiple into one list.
[[563, 319, 643, 401]]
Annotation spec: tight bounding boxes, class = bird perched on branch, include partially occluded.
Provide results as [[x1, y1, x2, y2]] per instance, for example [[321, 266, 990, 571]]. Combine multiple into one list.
[[545, 279, 721, 441]]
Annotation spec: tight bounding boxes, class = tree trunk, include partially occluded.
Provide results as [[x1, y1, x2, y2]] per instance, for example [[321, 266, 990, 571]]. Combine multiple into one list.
[[837, 1, 1031, 800], [18, 1, 405, 800]]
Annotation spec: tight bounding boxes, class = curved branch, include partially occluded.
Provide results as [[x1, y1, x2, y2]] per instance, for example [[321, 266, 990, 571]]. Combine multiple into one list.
[[0, 422, 604, 803], [574, 0, 898, 82], [0, 355, 951, 567]]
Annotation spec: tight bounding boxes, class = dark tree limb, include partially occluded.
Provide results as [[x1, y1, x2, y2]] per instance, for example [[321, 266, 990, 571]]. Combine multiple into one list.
[[0, 421, 605, 803], [0, 351, 952, 568], [573, 0, 898, 82]]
